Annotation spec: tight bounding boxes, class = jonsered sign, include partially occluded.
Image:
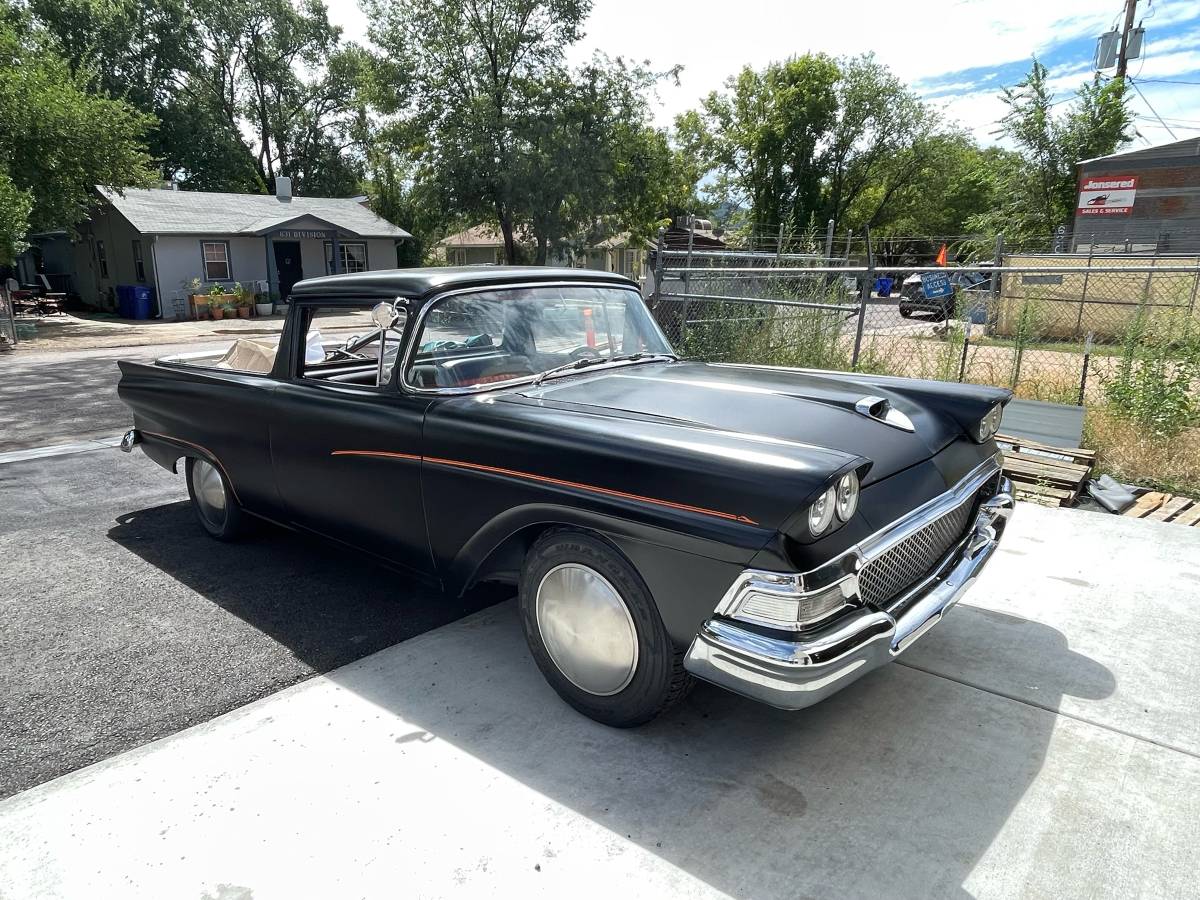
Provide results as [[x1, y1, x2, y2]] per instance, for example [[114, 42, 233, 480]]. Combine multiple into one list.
[[1077, 175, 1138, 216]]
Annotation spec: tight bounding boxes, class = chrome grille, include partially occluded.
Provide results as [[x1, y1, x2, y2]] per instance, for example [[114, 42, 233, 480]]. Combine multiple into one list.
[[857, 494, 978, 607]]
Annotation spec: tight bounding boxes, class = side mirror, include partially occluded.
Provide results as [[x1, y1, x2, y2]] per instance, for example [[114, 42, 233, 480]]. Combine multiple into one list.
[[371, 301, 399, 331]]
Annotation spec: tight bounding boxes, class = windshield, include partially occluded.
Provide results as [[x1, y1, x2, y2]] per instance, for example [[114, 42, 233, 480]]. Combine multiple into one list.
[[405, 285, 672, 389]]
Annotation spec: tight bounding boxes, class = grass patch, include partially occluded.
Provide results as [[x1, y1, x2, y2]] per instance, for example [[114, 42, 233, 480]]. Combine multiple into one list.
[[1083, 407, 1200, 497], [910, 332, 1127, 357]]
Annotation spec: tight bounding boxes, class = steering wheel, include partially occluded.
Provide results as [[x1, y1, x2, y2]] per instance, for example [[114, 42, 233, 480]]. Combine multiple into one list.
[[568, 346, 602, 361]]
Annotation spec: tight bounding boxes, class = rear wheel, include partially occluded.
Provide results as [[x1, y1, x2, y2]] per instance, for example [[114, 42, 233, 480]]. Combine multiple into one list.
[[185, 456, 246, 541], [518, 530, 691, 727]]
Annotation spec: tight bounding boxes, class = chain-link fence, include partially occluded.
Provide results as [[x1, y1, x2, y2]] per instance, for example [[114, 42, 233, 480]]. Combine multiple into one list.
[[648, 240, 1200, 417]]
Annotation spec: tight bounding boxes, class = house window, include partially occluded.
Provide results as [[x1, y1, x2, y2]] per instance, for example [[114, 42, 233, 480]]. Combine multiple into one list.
[[132, 240, 145, 281], [96, 240, 109, 278], [324, 242, 368, 274], [202, 241, 231, 281]]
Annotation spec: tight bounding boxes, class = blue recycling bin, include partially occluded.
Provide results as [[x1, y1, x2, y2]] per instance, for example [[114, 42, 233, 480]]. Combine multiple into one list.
[[131, 285, 153, 319], [115, 285, 133, 318], [117, 285, 154, 318], [874, 276, 894, 297]]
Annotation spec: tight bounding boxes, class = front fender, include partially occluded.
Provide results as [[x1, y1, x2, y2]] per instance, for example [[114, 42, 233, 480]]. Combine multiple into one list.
[[447, 502, 752, 647]]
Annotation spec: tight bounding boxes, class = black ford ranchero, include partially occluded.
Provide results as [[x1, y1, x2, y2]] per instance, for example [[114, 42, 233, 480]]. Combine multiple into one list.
[[119, 267, 1014, 727]]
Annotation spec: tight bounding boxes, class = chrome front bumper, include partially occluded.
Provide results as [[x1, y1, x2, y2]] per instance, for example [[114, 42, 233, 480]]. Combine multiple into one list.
[[683, 474, 1014, 710]]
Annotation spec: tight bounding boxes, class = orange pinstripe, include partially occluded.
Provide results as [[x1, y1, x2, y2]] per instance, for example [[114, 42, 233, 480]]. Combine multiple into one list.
[[331, 449, 757, 525]]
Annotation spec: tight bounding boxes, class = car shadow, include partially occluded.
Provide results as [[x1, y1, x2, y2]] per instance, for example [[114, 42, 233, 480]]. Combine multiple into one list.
[[108, 502, 508, 672], [110, 503, 1117, 899]]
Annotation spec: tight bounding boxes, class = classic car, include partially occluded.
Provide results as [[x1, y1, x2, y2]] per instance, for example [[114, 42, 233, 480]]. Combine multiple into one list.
[[118, 267, 1014, 727]]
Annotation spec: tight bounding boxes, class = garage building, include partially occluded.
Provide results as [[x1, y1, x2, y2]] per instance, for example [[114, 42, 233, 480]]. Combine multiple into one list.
[[1072, 137, 1200, 253]]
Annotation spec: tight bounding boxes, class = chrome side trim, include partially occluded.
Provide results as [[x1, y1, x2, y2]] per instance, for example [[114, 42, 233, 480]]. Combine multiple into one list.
[[684, 476, 1014, 710]]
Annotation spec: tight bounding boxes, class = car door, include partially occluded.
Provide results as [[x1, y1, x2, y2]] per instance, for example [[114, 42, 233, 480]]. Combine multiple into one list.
[[269, 299, 435, 576]]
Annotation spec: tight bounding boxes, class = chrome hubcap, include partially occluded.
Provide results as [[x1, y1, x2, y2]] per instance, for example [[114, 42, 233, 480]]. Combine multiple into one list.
[[535, 563, 638, 696], [192, 459, 227, 526]]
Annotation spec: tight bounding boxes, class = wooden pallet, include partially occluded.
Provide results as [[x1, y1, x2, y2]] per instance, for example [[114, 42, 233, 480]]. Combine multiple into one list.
[[1122, 491, 1200, 526], [996, 433, 1095, 508]]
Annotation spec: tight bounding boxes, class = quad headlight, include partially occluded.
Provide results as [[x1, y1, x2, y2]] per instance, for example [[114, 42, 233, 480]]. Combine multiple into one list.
[[805, 471, 860, 538], [975, 403, 1004, 442], [807, 486, 837, 536], [835, 471, 859, 522]]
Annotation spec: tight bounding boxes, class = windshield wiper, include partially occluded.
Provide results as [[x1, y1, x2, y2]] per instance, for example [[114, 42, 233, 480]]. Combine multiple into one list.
[[531, 352, 678, 387]]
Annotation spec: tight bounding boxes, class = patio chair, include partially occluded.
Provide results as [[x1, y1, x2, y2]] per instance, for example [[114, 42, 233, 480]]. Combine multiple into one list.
[[34, 274, 66, 315], [6, 277, 38, 315]]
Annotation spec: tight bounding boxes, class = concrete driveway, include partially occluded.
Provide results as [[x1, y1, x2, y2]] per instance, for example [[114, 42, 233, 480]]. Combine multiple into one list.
[[1, 503, 1198, 899]]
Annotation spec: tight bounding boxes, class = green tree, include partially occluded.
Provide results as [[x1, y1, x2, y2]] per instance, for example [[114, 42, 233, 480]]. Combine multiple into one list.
[[187, 0, 364, 193], [676, 55, 839, 239], [29, 0, 366, 194], [365, 0, 591, 263], [822, 55, 938, 235], [846, 135, 1010, 236], [679, 54, 954, 243], [156, 87, 265, 191], [22, 0, 259, 190], [966, 59, 1132, 243], [514, 55, 680, 263], [0, 18, 155, 263]]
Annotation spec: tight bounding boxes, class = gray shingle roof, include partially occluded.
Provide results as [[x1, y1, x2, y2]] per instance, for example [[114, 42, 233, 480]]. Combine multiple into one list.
[[1079, 137, 1200, 165], [98, 188, 411, 239]]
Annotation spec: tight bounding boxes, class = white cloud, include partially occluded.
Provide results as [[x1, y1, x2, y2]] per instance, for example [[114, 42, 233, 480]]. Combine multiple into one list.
[[323, 0, 1200, 147], [1135, 49, 1200, 79]]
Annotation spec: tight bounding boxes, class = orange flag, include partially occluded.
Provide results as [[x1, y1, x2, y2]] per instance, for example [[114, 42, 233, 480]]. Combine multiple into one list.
[[935, 244, 948, 266]]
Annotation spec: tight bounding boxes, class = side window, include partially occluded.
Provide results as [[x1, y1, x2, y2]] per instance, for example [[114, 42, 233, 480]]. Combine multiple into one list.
[[202, 241, 231, 281], [95, 240, 109, 278], [298, 303, 408, 388]]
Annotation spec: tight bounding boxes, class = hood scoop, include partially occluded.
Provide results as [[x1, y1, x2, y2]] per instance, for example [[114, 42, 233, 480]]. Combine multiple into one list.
[[855, 395, 914, 432]]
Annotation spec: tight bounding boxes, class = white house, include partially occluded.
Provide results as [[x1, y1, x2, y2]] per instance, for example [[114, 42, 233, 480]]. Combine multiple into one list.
[[66, 179, 411, 319], [438, 223, 648, 280], [437, 224, 530, 266]]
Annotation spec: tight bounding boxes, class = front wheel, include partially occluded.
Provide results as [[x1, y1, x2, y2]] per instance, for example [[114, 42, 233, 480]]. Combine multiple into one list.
[[518, 530, 691, 727], [185, 456, 247, 541]]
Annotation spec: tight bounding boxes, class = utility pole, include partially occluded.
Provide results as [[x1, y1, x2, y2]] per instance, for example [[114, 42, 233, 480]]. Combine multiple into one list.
[[1116, 0, 1138, 78]]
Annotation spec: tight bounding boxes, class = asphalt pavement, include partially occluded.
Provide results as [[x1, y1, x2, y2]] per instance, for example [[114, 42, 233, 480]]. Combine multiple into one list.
[[0, 342, 228, 452], [3, 504, 1199, 899], [0, 445, 505, 800]]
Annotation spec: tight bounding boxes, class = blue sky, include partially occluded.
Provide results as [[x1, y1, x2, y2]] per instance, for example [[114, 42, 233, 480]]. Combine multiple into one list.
[[912, 2, 1200, 148], [326, 0, 1200, 150]]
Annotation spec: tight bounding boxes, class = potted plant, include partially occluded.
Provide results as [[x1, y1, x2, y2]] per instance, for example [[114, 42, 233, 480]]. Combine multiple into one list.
[[187, 277, 209, 319], [209, 284, 227, 320], [253, 284, 273, 318], [231, 282, 251, 318]]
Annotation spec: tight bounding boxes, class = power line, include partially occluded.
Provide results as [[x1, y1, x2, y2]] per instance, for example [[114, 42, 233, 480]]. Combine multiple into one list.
[[1129, 79, 1178, 139]]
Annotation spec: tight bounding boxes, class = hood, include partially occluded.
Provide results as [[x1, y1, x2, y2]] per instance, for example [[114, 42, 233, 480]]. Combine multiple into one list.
[[510, 361, 997, 485]]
